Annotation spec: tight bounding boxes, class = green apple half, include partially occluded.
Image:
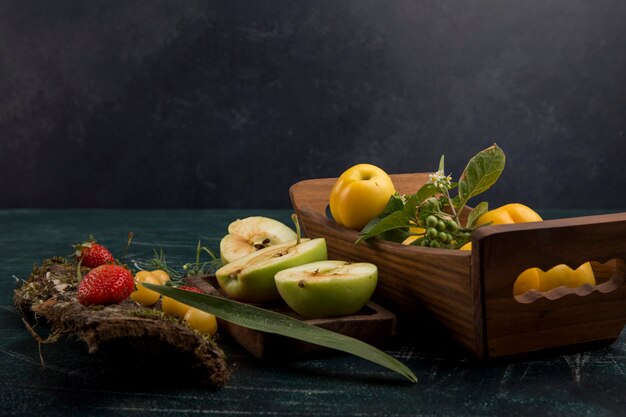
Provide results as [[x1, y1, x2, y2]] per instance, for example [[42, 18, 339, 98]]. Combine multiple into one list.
[[274, 260, 378, 319], [220, 216, 297, 264], [215, 238, 327, 303]]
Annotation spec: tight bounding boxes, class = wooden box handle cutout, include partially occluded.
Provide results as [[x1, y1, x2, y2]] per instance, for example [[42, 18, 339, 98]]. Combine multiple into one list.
[[514, 259, 625, 304], [473, 212, 626, 357]]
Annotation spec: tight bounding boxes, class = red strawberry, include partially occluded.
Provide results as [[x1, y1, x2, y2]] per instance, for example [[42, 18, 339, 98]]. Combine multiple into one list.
[[77, 264, 134, 305], [74, 239, 115, 268], [178, 286, 204, 294]]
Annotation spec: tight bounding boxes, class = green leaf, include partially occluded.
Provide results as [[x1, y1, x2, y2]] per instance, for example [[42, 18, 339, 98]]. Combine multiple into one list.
[[402, 193, 419, 218], [438, 155, 445, 172], [385, 193, 407, 213], [451, 235, 471, 249], [356, 211, 410, 244], [414, 183, 438, 205], [143, 284, 417, 383], [360, 194, 406, 236], [466, 202, 489, 228], [455, 144, 505, 210], [378, 228, 411, 244]]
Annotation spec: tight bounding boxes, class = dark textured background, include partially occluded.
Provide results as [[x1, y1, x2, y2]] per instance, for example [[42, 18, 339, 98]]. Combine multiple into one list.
[[1, 0, 625, 209]]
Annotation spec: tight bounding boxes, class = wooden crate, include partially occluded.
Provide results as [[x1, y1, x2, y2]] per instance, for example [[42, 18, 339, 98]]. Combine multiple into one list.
[[289, 174, 626, 359]]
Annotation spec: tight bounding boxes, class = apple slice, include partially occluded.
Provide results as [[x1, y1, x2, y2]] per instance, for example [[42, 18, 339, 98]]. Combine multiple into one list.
[[274, 261, 378, 319], [220, 216, 297, 264], [215, 238, 327, 303]]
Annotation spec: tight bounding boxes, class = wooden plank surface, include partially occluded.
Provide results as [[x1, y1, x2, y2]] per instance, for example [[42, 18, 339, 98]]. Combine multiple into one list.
[[2, 209, 626, 416]]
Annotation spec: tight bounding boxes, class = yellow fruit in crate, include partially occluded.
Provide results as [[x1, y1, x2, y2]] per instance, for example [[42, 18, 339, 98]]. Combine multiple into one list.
[[468, 203, 596, 295], [329, 164, 395, 230], [461, 203, 543, 251], [402, 227, 425, 245], [476, 203, 543, 226], [513, 268, 542, 296], [538, 263, 596, 292]]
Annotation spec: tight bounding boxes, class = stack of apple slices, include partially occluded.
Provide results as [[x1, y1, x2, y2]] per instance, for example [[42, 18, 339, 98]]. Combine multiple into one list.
[[216, 216, 378, 319], [216, 238, 327, 303]]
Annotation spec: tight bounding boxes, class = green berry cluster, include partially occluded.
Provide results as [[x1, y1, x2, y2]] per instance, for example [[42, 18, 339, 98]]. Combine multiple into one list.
[[418, 215, 468, 249]]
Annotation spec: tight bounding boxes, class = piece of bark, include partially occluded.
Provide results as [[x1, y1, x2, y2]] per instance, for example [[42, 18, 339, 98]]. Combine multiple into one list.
[[13, 257, 231, 388]]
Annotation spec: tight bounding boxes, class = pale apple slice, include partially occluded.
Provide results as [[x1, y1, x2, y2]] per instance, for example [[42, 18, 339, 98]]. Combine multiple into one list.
[[215, 238, 327, 303], [274, 261, 378, 319], [220, 216, 297, 264]]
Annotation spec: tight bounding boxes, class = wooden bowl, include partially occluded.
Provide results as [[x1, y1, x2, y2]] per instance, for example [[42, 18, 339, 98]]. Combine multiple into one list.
[[290, 173, 626, 359]]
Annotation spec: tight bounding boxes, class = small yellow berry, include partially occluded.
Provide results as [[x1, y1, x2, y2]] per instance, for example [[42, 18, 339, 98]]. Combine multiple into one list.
[[130, 273, 161, 306], [183, 308, 218, 336], [161, 296, 191, 318], [150, 269, 171, 284], [134, 270, 154, 282]]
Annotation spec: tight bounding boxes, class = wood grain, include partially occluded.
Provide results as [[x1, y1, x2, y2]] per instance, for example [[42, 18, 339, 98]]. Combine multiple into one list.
[[473, 215, 626, 357], [290, 175, 479, 355], [290, 174, 626, 359], [4, 208, 626, 416], [186, 275, 397, 359]]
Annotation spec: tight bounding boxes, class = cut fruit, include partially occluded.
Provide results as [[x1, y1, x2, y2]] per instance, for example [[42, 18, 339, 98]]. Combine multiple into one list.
[[220, 216, 297, 264], [275, 260, 378, 319], [215, 238, 327, 303]]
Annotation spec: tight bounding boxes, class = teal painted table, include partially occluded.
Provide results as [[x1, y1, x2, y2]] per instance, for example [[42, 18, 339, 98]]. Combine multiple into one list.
[[1, 209, 625, 416]]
